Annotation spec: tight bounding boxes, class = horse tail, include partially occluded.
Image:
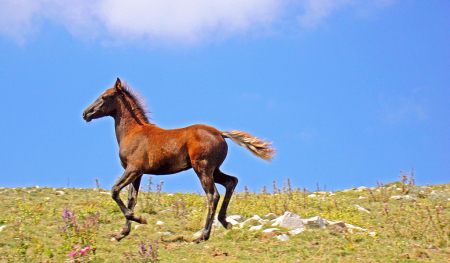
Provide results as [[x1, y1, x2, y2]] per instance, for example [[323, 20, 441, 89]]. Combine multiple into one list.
[[222, 130, 276, 162]]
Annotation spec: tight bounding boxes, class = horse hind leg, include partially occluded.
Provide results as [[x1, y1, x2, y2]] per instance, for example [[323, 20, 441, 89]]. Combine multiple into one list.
[[192, 164, 220, 243], [214, 169, 238, 229], [115, 176, 142, 241]]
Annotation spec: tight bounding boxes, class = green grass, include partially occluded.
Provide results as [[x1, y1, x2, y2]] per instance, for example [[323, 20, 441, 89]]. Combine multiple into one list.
[[0, 177, 449, 262]]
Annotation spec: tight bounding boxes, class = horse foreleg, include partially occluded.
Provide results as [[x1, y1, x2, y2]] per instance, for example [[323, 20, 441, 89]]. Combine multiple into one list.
[[213, 170, 238, 229], [193, 166, 220, 243], [111, 170, 146, 233], [115, 175, 143, 241]]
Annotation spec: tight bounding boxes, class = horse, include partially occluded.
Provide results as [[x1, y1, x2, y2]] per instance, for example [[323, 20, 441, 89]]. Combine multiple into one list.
[[82, 78, 275, 242]]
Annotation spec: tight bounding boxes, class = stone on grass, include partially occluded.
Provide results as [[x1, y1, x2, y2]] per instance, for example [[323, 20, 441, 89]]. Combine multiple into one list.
[[157, 231, 173, 236], [307, 194, 317, 198], [240, 215, 264, 228], [100, 191, 111, 195], [355, 204, 371, 214], [390, 195, 413, 201], [264, 213, 278, 220], [357, 186, 368, 192], [192, 229, 204, 239], [227, 215, 244, 222], [225, 218, 240, 226], [303, 216, 328, 228], [288, 225, 307, 235], [0, 225, 6, 232], [328, 221, 346, 228], [276, 234, 290, 241], [272, 211, 305, 230], [262, 228, 279, 233], [134, 225, 145, 230], [55, 190, 66, 195], [249, 225, 263, 231], [156, 221, 165, 226]]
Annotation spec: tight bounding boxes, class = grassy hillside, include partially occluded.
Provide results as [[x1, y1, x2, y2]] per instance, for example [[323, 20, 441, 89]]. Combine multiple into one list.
[[0, 176, 449, 262]]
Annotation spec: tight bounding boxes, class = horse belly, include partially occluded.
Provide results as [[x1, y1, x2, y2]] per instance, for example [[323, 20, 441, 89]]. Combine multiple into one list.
[[145, 153, 191, 175]]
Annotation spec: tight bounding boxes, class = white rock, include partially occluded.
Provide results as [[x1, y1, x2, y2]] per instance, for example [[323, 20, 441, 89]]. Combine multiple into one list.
[[288, 225, 307, 235], [157, 231, 173, 236], [45, 197, 51, 200], [272, 211, 305, 230], [249, 225, 263, 231], [100, 192, 111, 195], [355, 205, 371, 214], [55, 190, 66, 195], [0, 225, 6, 232], [307, 194, 317, 198], [35, 186, 40, 189], [225, 218, 240, 226], [227, 215, 244, 222], [329, 192, 336, 196], [390, 195, 413, 201], [358, 196, 367, 199], [328, 221, 346, 228], [303, 216, 328, 228], [357, 186, 368, 192], [192, 229, 204, 239], [264, 213, 277, 220], [276, 234, 290, 241], [241, 215, 263, 227], [212, 220, 221, 229], [134, 225, 145, 230], [262, 228, 279, 233], [249, 215, 262, 221], [93, 188, 99, 191], [167, 193, 174, 196], [345, 223, 369, 234], [156, 221, 165, 226]]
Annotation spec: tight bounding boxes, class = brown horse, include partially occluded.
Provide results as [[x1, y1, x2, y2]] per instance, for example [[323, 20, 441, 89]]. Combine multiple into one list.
[[83, 78, 275, 242]]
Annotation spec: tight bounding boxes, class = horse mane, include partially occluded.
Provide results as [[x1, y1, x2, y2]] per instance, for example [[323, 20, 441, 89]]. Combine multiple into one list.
[[120, 82, 151, 125]]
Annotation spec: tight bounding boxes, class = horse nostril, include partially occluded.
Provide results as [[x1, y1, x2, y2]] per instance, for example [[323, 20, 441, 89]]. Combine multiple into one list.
[[83, 111, 86, 119]]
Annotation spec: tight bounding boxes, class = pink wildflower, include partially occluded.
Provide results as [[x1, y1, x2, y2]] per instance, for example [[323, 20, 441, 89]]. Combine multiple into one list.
[[70, 251, 77, 258], [80, 246, 90, 255]]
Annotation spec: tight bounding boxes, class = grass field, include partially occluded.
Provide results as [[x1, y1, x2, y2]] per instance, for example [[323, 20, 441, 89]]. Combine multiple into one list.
[[0, 174, 449, 262]]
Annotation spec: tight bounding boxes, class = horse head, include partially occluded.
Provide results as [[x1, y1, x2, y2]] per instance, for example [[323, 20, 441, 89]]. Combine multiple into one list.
[[83, 78, 123, 122]]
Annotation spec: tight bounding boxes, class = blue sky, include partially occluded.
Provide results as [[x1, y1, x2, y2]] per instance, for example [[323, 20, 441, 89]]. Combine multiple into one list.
[[0, 1, 449, 193]]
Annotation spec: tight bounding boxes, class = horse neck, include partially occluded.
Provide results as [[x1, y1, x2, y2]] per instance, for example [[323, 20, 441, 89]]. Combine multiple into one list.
[[113, 98, 146, 146]]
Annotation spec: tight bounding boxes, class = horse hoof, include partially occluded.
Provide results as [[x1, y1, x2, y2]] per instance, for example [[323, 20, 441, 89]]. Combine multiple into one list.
[[114, 234, 125, 241], [140, 216, 148, 224], [192, 235, 208, 243]]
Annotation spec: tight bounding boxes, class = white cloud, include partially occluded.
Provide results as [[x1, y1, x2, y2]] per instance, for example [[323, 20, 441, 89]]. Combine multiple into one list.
[[0, 0, 395, 45], [378, 91, 428, 124], [296, 0, 395, 28]]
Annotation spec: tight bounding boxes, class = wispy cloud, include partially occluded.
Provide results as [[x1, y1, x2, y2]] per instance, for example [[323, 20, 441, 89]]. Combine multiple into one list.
[[296, 0, 395, 28], [0, 0, 395, 45], [378, 89, 428, 124]]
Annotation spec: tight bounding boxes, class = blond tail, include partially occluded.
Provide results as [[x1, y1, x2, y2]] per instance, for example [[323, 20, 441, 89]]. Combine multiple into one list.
[[222, 130, 276, 162]]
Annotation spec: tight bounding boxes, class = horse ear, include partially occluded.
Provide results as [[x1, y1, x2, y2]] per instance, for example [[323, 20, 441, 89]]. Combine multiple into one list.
[[115, 78, 122, 91]]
